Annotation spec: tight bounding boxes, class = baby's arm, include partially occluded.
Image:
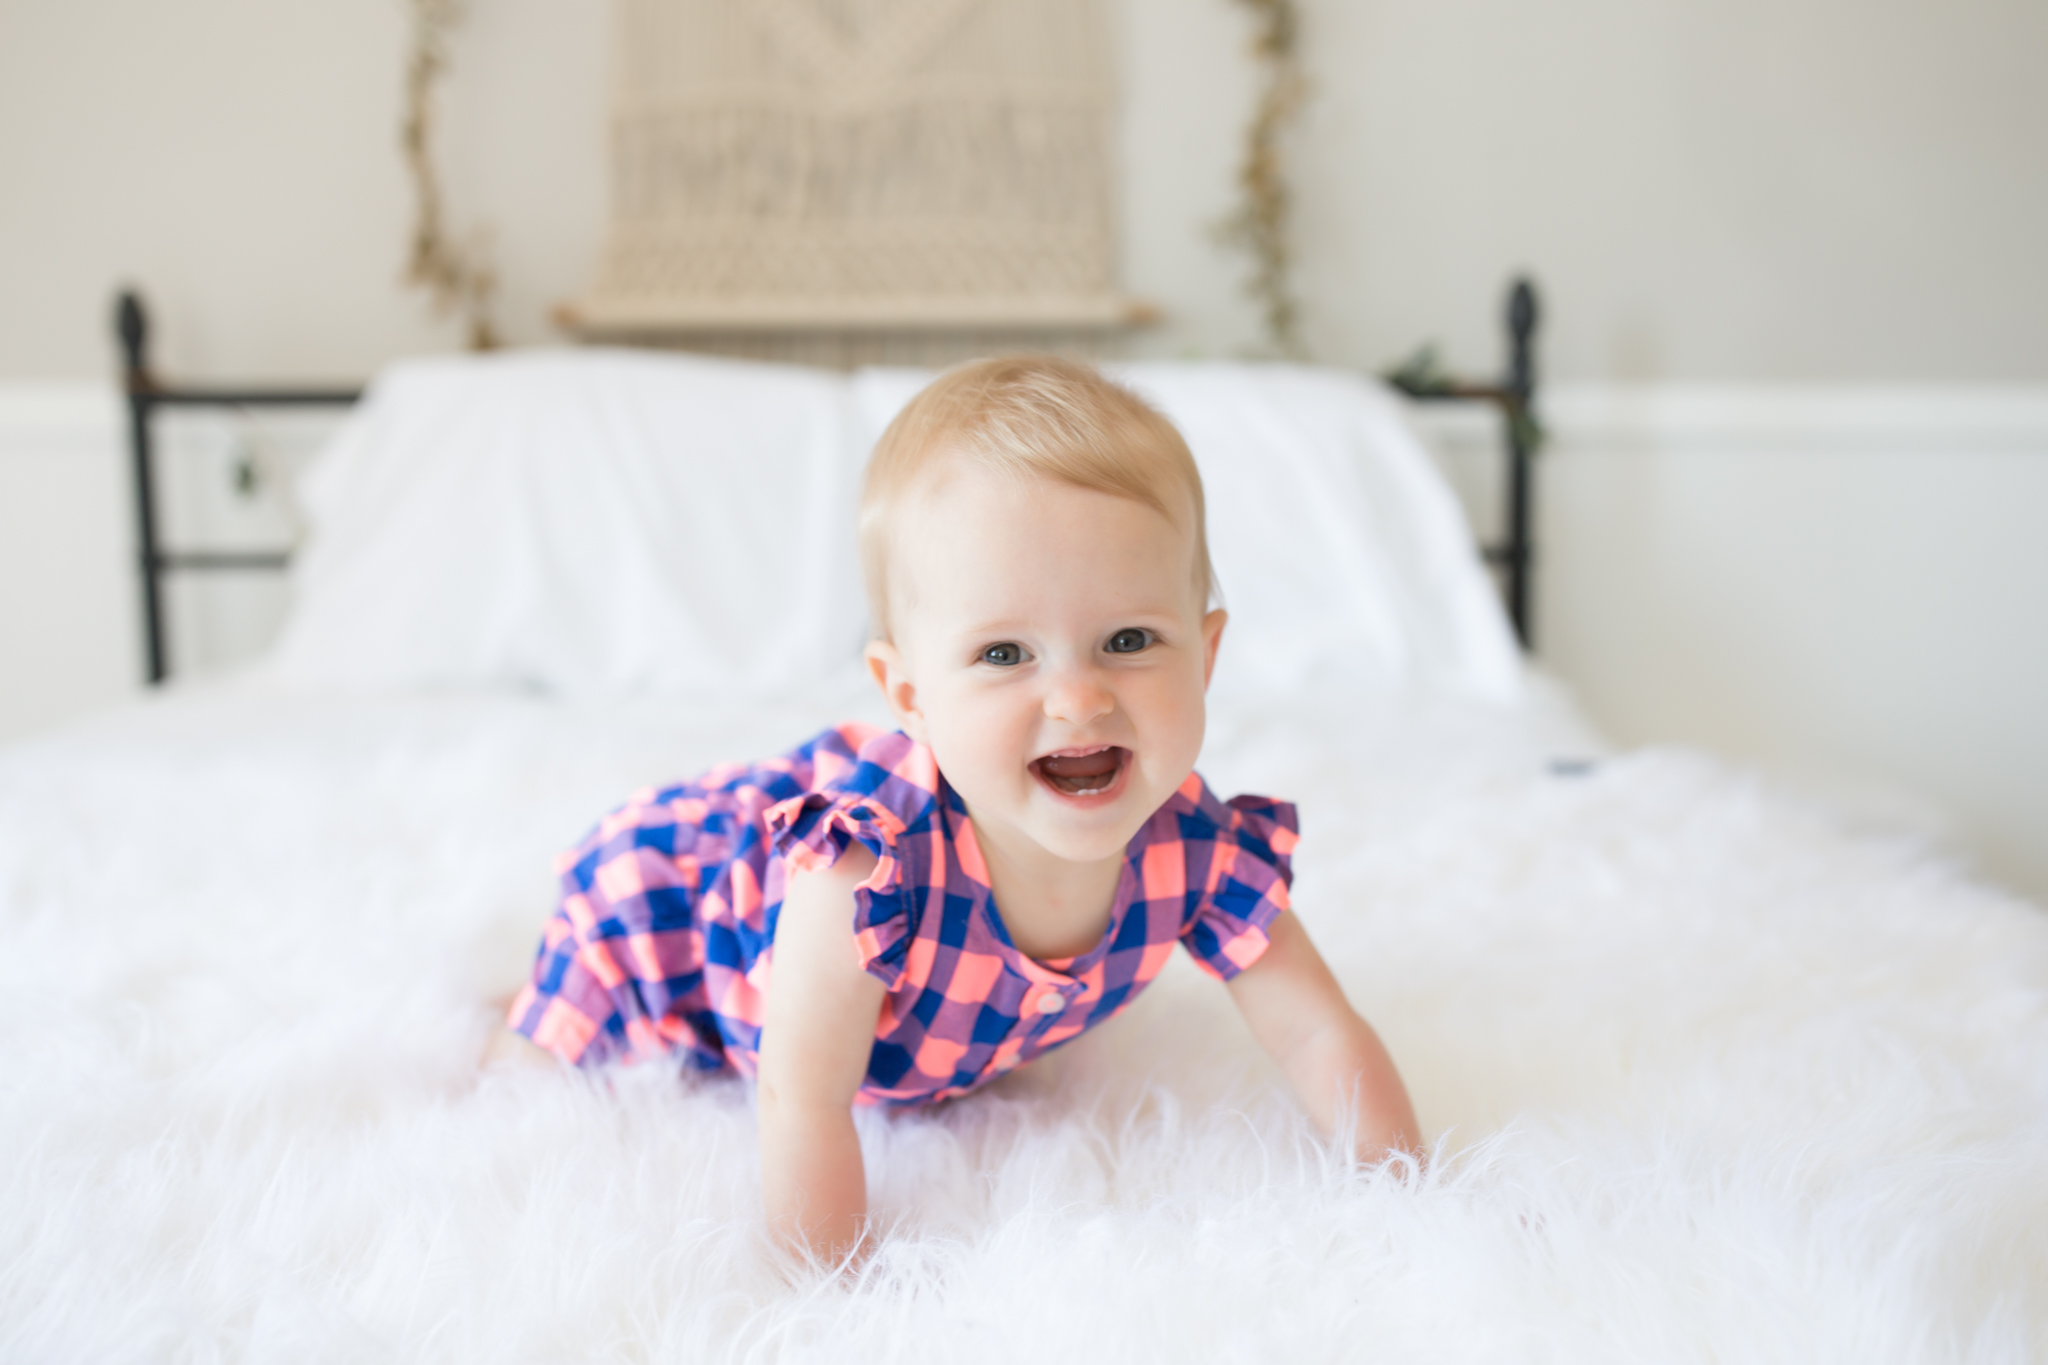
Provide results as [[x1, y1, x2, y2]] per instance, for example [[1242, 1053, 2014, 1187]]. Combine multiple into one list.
[[1225, 910, 1421, 1161], [755, 844, 887, 1266]]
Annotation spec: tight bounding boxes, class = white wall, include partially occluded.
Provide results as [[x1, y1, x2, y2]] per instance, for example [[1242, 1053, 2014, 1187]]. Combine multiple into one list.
[[1414, 391, 2048, 901], [1, 0, 2044, 899], [5, 0, 2043, 381], [0, 387, 136, 730], [0, 0, 608, 381], [1280, 0, 2048, 382]]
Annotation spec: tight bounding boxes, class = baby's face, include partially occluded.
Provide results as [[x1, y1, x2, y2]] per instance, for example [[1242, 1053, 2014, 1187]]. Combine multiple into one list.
[[867, 463, 1225, 869]]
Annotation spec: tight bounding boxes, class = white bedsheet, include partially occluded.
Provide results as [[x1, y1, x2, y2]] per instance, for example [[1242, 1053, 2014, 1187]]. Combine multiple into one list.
[[3, 678, 2042, 1360]]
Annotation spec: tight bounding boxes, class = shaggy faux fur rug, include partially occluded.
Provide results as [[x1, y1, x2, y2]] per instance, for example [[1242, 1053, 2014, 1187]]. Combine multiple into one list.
[[2, 680, 2043, 1361]]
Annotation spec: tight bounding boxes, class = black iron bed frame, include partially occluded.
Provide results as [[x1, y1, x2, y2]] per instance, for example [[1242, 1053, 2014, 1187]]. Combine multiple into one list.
[[115, 294, 361, 685], [1386, 279, 1542, 646], [113, 281, 1540, 685]]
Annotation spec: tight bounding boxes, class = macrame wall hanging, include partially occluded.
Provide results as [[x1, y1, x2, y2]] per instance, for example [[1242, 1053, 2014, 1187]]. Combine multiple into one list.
[[561, 0, 1150, 362]]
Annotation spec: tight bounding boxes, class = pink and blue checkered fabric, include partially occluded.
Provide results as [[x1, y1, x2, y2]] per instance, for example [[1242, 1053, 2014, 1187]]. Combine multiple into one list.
[[507, 723, 1297, 1106]]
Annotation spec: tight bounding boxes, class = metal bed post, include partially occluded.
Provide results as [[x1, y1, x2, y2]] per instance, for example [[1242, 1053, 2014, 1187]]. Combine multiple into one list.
[[1386, 275, 1544, 650], [115, 293, 169, 684], [1502, 279, 1539, 646], [113, 289, 363, 685]]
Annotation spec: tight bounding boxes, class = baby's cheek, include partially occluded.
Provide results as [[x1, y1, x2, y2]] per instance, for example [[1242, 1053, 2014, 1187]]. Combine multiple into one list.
[[1145, 676, 1209, 770], [923, 694, 1021, 790]]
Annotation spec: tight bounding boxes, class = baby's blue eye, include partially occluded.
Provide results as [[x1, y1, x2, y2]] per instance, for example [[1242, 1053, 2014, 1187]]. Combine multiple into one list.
[[981, 643, 1024, 666], [1106, 628, 1152, 655]]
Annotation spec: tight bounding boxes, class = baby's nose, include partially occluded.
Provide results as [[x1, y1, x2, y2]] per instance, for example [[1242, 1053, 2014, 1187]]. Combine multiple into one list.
[[1042, 670, 1115, 725]]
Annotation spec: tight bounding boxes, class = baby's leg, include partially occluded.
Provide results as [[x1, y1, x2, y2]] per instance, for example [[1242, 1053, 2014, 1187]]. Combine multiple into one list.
[[481, 993, 563, 1070]]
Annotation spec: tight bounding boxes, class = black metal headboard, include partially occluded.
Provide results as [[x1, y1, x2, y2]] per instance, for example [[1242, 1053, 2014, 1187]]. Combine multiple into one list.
[[115, 293, 361, 684], [114, 282, 1541, 684], [1384, 278, 1542, 646]]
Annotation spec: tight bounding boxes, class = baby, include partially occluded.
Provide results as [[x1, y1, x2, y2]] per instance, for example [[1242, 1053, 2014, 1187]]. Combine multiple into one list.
[[499, 357, 1419, 1261]]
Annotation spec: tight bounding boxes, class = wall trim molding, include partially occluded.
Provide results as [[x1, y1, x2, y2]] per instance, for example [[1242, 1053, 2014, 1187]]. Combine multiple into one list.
[[0, 381, 121, 456], [1399, 381, 2048, 456], [1541, 383, 2048, 451], [13, 377, 2048, 459]]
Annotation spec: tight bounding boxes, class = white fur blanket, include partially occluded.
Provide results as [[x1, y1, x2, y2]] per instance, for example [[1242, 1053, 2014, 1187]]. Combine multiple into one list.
[[2, 680, 2043, 1361]]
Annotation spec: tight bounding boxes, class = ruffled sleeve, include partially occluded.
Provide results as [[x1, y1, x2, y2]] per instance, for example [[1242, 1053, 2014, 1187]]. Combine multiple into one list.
[[764, 791, 919, 988], [1180, 794, 1300, 982]]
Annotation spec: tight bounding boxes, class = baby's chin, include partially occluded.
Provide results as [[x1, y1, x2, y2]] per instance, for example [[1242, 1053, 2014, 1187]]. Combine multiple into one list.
[[1019, 764, 1184, 861], [1015, 824, 1150, 868]]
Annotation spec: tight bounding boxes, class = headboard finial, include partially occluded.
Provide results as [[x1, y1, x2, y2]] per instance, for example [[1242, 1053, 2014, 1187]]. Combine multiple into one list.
[[1506, 277, 1539, 400], [115, 289, 149, 388]]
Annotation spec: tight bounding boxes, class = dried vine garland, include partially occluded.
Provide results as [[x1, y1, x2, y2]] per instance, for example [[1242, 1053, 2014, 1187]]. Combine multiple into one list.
[[402, 0, 499, 350], [1217, 0, 1308, 359]]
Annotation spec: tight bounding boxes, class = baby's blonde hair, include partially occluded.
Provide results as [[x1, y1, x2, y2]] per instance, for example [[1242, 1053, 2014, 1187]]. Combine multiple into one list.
[[859, 356, 1214, 641]]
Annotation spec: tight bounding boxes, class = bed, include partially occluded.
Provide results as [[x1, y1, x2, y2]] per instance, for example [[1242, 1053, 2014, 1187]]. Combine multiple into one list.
[[4, 329, 2044, 1361]]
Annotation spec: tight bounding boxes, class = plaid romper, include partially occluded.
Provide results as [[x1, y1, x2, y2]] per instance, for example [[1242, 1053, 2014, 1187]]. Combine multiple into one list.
[[507, 723, 1298, 1106]]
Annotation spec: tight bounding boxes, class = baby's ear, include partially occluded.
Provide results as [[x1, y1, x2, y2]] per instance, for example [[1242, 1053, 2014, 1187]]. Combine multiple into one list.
[[1201, 608, 1228, 689], [864, 639, 926, 739]]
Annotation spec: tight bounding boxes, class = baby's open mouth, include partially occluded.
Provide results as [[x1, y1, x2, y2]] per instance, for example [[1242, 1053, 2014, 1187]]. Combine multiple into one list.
[[1031, 745, 1128, 798]]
